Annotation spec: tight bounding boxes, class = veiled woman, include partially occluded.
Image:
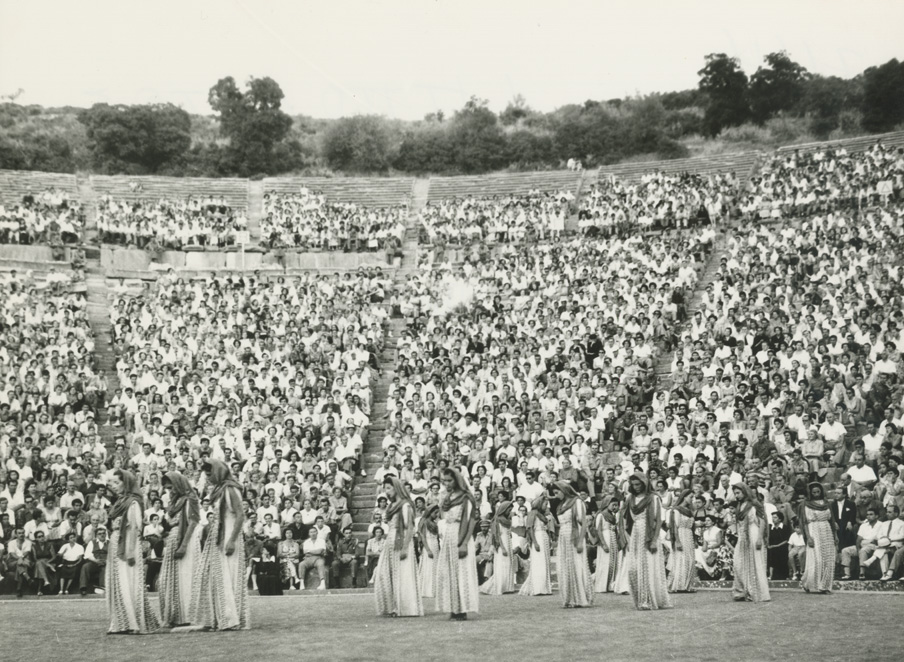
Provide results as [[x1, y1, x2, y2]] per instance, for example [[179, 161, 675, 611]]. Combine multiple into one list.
[[667, 490, 698, 593], [192, 460, 250, 630], [106, 469, 160, 634], [731, 483, 770, 603], [374, 476, 423, 617], [618, 473, 671, 611], [592, 495, 622, 593], [417, 503, 440, 599], [518, 494, 552, 596], [553, 481, 593, 608], [158, 471, 202, 627], [798, 482, 836, 594], [435, 468, 479, 620], [479, 496, 515, 595]]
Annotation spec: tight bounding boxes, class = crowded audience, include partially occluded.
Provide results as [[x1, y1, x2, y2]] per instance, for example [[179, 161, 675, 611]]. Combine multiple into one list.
[[261, 189, 407, 251], [0, 189, 84, 245], [96, 195, 248, 249], [742, 141, 904, 220], [420, 190, 573, 245], [578, 172, 737, 234]]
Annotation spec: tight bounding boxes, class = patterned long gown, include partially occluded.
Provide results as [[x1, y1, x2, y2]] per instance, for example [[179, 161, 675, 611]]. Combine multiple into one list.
[[106, 503, 160, 634], [480, 523, 515, 595], [518, 516, 551, 596], [158, 513, 203, 627], [627, 506, 672, 610], [732, 510, 771, 602], [667, 511, 697, 592], [375, 507, 423, 616], [593, 515, 620, 593], [192, 501, 251, 629], [557, 506, 593, 608], [418, 529, 439, 598], [801, 507, 834, 593], [435, 503, 479, 614]]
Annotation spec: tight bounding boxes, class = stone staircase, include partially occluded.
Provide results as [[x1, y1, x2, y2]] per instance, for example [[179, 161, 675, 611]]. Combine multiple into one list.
[[654, 234, 728, 389], [348, 316, 407, 541], [400, 178, 430, 269], [84, 265, 124, 448], [247, 180, 263, 243], [76, 175, 98, 244]]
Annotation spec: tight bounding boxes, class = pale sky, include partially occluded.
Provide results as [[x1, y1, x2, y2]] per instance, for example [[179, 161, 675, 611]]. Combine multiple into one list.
[[1, 0, 901, 120]]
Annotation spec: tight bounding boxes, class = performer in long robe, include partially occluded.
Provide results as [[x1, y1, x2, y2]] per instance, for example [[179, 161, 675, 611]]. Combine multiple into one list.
[[159, 471, 202, 627], [798, 482, 836, 594], [731, 483, 771, 603], [553, 481, 593, 608], [593, 495, 622, 593], [618, 473, 672, 611], [375, 476, 423, 616], [480, 498, 515, 595], [192, 460, 250, 630], [667, 490, 698, 593], [435, 468, 479, 620], [518, 494, 552, 596], [417, 504, 440, 598], [106, 469, 160, 634]]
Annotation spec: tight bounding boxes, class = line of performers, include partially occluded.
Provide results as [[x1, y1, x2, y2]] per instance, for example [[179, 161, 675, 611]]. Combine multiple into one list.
[[374, 469, 777, 618], [103, 460, 249, 634]]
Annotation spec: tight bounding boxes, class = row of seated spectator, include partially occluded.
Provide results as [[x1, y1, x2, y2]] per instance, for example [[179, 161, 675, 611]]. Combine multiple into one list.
[[578, 172, 737, 235], [0, 189, 84, 245], [96, 195, 248, 249], [741, 141, 904, 220], [420, 190, 573, 245], [261, 188, 407, 251]]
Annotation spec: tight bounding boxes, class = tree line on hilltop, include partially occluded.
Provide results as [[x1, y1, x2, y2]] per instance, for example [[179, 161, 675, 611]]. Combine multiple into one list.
[[1, 53, 903, 178]]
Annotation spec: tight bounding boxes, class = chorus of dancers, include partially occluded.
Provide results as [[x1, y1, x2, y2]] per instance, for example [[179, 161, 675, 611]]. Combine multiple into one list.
[[104, 467, 778, 632]]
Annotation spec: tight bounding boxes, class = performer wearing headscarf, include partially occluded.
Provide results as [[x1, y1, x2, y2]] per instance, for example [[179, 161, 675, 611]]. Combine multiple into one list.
[[618, 473, 672, 611], [159, 471, 202, 627], [518, 494, 552, 596], [435, 468, 479, 620], [799, 482, 837, 594], [593, 495, 622, 593], [192, 460, 250, 630], [106, 469, 160, 634], [667, 490, 698, 593], [480, 496, 516, 595], [553, 481, 593, 608], [418, 504, 440, 598], [375, 476, 423, 616], [731, 483, 771, 603]]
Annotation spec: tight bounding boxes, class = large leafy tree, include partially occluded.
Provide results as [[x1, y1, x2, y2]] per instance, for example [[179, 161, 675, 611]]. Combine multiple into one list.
[[448, 96, 507, 173], [860, 59, 904, 132], [322, 115, 394, 173], [78, 103, 191, 174], [207, 76, 296, 175], [749, 51, 809, 124], [698, 53, 750, 136]]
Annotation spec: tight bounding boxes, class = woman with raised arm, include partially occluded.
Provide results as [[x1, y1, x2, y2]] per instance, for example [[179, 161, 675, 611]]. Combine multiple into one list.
[[106, 469, 160, 634], [798, 482, 836, 594], [553, 481, 593, 608], [479, 495, 515, 595], [593, 495, 622, 593], [731, 483, 771, 603], [667, 490, 698, 593], [193, 460, 250, 630], [375, 476, 423, 617], [518, 494, 552, 596], [418, 503, 440, 599], [435, 468, 479, 621], [619, 473, 672, 611], [158, 471, 202, 627]]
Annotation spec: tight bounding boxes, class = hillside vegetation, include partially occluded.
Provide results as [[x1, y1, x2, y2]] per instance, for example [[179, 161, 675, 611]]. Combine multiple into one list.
[[1, 52, 902, 178]]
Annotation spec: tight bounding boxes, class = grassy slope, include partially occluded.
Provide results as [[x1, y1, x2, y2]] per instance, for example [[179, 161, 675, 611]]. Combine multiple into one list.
[[0, 591, 899, 662]]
